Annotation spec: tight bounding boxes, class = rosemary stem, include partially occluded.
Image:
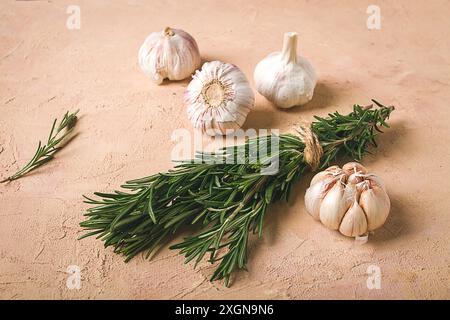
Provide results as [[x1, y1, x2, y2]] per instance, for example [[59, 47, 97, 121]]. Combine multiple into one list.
[[0, 110, 78, 183]]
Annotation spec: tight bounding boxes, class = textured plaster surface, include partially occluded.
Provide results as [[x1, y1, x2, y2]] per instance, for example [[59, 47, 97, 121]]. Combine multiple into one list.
[[0, 0, 449, 299]]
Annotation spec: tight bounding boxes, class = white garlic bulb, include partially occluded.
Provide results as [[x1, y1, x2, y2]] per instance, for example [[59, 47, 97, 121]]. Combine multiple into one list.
[[253, 32, 317, 108], [304, 162, 391, 238], [185, 61, 254, 136], [138, 27, 201, 84]]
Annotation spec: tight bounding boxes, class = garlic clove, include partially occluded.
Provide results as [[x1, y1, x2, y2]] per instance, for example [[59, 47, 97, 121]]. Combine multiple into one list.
[[364, 174, 387, 191], [319, 181, 347, 230], [304, 177, 336, 220], [310, 171, 331, 187], [342, 162, 367, 176], [138, 27, 201, 85], [325, 165, 346, 179], [310, 165, 344, 186], [185, 61, 254, 136], [359, 185, 391, 231], [253, 32, 316, 109], [325, 165, 342, 173], [348, 172, 365, 185], [356, 180, 369, 192], [339, 200, 368, 237]]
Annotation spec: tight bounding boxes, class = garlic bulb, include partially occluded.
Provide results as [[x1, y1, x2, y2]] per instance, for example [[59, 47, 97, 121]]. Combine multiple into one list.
[[253, 32, 317, 108], [185, 61, 254, 136], [304, 162, 391, 238], [138, 27, 201, 84]]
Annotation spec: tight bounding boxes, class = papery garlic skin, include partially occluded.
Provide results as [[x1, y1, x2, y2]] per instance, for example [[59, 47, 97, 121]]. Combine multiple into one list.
[[304, 162, 391, 238], [138, 27, 201, 84], [185, 61, 254, 136], [254, 32, 316, 108]]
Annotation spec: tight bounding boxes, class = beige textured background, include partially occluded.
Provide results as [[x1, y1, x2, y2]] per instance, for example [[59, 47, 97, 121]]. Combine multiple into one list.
[[0, 0, 449, 299]]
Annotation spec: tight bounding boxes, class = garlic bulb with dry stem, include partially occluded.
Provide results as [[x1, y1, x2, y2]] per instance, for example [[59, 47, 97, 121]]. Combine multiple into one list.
[[185, 61, 254, 136], [138, 27, 201, 84], [253, 32, 317, 108], [304, 162, 391, 238]]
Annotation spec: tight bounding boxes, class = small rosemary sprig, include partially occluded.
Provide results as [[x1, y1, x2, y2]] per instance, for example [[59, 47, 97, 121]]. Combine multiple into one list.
[[1, 110, 79, 183], [80, 100, 393, 286]]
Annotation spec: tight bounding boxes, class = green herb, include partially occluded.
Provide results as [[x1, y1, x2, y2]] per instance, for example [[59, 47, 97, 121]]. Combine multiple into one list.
[[79, 100, 393, 286], [1, 110, 79, 183]]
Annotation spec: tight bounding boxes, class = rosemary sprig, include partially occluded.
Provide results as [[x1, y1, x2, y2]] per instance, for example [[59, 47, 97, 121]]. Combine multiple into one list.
[[1, 110, 79, 183], [79, 100, 394, 286]]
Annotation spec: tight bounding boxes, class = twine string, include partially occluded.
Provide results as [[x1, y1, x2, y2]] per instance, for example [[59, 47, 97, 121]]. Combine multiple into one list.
[[296, 121, 323, 170]]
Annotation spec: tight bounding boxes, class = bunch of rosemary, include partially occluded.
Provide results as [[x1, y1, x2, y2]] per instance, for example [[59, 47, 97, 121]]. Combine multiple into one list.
[[79, 100, 393, 286]]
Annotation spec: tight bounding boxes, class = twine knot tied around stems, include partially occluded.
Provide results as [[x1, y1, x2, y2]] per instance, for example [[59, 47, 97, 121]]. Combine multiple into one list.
[[296, 121, 323, 170]]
